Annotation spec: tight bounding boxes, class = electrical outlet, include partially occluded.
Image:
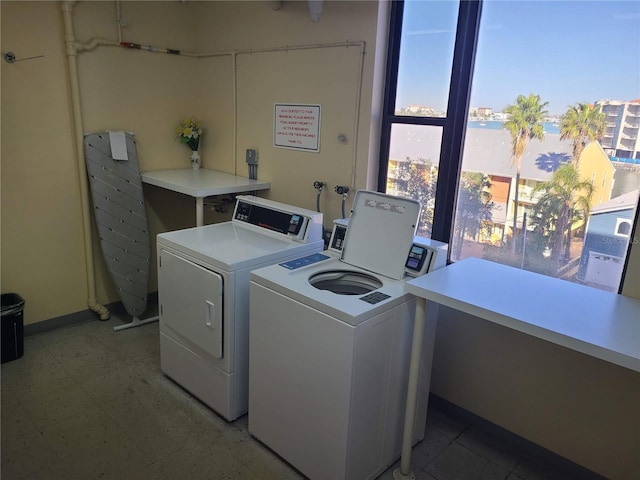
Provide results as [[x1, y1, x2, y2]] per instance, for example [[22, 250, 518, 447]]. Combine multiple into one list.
[[246, 149, 258, 165]]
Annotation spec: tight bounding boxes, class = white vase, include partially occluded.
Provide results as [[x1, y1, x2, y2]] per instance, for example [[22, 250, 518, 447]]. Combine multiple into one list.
[[191, 150, 200, 169]]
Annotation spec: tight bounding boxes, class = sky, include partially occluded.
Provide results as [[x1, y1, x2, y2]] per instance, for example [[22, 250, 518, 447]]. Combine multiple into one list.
[[396, 0, 640, 115]]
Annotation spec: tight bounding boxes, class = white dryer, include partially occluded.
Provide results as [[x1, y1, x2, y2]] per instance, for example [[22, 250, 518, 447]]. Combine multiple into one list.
[[248, 191, 447, 480], [157, 195, 323, 421]]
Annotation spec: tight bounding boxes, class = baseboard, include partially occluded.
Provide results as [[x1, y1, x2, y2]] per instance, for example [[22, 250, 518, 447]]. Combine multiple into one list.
[[24, 292, 158, 336], [428, 394, 606, 480]]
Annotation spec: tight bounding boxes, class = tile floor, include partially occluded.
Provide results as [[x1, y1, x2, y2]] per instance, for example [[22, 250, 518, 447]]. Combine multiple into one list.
[[2, 314, 578, 480]]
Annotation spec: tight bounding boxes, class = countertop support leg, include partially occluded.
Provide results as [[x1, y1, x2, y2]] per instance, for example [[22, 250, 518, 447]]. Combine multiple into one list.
[[196, 197, 204, 227], [394, 297, 429, 480]]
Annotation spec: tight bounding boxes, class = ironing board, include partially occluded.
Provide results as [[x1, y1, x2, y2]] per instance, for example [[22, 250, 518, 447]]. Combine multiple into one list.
[[84, 132, 158, 331]]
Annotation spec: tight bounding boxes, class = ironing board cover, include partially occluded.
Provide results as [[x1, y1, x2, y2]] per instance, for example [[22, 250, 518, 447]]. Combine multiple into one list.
[[84, 132, 150, 317]]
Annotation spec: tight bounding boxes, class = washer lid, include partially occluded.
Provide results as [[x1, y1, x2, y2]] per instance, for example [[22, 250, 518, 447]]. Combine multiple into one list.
[[341, 190, 420, 280]]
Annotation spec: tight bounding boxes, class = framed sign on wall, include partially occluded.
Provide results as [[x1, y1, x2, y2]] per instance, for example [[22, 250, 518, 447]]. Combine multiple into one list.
[[274, 104, 321, 152]]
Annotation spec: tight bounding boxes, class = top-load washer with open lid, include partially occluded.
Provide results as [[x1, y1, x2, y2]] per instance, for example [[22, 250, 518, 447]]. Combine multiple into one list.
[[248, 190, 445, 480]]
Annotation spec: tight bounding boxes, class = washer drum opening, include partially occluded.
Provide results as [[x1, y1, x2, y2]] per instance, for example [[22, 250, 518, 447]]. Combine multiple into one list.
[[308, 270, 383, 295]]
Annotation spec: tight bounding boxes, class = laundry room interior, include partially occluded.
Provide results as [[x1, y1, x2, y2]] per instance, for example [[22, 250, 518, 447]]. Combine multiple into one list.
[[1, 1, 639, 480]]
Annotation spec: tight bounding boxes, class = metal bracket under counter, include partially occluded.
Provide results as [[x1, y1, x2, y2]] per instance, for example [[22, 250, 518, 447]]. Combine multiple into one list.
[[140, 168, 270, 226]]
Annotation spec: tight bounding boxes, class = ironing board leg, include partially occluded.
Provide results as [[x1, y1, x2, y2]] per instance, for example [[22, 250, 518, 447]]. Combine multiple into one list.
[[113, 315, 159, 332]]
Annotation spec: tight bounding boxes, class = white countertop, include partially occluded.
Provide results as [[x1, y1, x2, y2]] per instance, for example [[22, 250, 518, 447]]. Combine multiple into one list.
[[140, 168, 271, 226], [140, 168, 270, 198], [406, 257, 640, 372]]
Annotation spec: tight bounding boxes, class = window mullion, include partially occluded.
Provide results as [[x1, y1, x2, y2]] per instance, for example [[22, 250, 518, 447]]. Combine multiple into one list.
[[431, 0, 483, 244], [390, 116, 447, 128]]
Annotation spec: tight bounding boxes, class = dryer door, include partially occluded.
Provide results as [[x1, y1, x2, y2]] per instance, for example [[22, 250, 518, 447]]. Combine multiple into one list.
[[159, 249, 224, 359]]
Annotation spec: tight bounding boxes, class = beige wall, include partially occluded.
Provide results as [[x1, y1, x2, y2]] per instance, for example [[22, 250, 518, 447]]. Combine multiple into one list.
[[1, 1, 89, 322], [1, 2, 638, 478], [431, 307, 640, 479], [1, 0, 380, 324], [190, 0, 378, 216]]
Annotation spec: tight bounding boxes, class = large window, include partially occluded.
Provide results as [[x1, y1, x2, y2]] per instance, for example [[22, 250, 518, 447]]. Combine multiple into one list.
[[379, 0, 640, 293]]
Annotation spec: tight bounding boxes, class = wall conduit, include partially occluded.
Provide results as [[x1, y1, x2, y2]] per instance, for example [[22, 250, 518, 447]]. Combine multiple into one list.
[[61, 0, 109, 320]]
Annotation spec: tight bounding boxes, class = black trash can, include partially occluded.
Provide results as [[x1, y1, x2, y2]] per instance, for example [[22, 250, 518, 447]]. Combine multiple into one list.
[[1, 293, 25, 363]]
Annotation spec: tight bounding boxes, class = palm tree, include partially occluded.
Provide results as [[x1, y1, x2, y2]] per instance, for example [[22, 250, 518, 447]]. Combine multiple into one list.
[[532, 163, 595, 266], [559, 102, 606, 170], [452, 172, 493, 260], [503, 94, 548, 252]]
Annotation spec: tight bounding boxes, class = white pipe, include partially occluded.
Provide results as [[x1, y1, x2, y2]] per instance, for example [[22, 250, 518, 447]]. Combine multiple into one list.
[[61, 1, 110, 320], [76, 38, 120, 52], [115, 0, 123, 43], [232, 52, 238, 175], [350, 43, 365, 191], [174, 40, 365, 58]]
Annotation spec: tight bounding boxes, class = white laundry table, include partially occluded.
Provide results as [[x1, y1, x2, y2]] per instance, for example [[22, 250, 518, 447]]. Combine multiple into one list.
[[405, 256, 639, 371], [141, 168, 270, 226], [394, 256, 640, 480]]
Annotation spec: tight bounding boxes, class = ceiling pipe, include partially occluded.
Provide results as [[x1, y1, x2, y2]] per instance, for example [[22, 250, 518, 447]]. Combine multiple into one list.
[[308, 0, 324, 22], [115, 0, 124, 43]]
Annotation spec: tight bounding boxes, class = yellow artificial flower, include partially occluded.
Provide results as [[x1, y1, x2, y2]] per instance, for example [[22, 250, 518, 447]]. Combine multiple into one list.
[[176, 117, 203, 151]]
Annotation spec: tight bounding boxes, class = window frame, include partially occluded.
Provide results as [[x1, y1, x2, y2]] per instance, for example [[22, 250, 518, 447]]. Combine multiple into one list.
[[376, 0, 638, 295], [377, 0, 483, 245]]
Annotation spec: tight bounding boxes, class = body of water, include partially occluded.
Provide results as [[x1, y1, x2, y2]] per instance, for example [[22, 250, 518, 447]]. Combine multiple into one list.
[[468, 120, 560, 135]]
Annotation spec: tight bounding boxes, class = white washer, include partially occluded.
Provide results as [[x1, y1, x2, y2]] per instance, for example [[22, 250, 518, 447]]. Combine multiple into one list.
[[157, 195, 323, 421], [248, 191, 446, 480]]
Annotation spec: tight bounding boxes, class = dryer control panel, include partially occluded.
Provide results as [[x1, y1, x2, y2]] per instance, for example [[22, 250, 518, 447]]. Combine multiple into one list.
[[404, 237, 448, 277], [232, 195, 323, 243], [405, 244, 433, 276]]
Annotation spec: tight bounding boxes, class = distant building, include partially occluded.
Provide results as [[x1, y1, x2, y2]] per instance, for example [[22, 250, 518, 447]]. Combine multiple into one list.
[[387, 126, 616, 243], [470, 107, 493, 118], [595, 99, 640, 163], [576, 189, 639, 291], [457, 129, 615, 243], [404, 105, 436, 116]]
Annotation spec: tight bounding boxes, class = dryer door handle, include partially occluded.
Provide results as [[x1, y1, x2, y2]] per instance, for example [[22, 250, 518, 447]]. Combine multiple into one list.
[[206, 300, 217, 329], [206, 299, 223, 360]]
